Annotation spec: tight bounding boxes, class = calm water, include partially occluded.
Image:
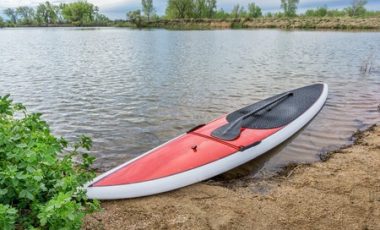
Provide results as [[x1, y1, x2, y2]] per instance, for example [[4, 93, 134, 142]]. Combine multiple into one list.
[[0, 28, 379, 179]]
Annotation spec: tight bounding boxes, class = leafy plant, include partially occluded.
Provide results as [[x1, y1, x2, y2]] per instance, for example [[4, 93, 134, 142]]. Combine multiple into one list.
[[0, 94, 99, 229], [0, 204, 18, 230]]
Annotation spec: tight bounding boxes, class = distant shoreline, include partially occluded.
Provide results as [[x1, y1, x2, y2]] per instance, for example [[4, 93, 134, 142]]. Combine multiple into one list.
[[2, 17, 380, 31], [122, 17, 380, 30]]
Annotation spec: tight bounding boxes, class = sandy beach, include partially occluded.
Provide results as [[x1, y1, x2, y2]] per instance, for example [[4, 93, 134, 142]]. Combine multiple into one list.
[[84, 125, 380, 229]]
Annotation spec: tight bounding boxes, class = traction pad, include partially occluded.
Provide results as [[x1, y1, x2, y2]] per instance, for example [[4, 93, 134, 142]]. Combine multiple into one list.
[[226, 84, 324, 129]]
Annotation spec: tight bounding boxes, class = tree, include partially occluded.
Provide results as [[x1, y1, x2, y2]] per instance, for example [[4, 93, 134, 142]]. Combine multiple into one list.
[[61, 1, 98, 26], [16, 6, 35, 25], [193, 0, 217, 18], [127, 10, 143, 27], [142, 0, 155, 21], [214, 8, 229, 19], [281, 0, 299, 17], [0, 16, 4, 27], [231, 4, 240, 18], [165, 0, 194, 19], [231, 4, 246, 18], [247, 2, 262, 18], [346, 0, 367, 16], [194, 0, 206, 18], [94, 13, 110, 25], [36, 3, 47, 25], [239, 6, 247, 18], [3, 8, 17, 24], [205, 0, 217, 18], [36, 1, 59, 25]]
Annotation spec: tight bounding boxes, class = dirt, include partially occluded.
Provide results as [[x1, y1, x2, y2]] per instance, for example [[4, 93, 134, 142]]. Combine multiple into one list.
[[84, 125, 380, 230]]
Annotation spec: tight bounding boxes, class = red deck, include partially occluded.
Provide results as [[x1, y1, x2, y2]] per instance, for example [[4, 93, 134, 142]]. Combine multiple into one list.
[[92, 116, 281, 187]]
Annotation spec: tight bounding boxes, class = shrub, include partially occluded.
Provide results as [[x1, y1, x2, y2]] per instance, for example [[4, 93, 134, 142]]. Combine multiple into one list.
[[0, 94, 99, 229]]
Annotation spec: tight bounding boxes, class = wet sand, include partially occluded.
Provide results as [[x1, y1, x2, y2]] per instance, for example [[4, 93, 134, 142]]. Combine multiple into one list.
[[84, 125, 380, 230]]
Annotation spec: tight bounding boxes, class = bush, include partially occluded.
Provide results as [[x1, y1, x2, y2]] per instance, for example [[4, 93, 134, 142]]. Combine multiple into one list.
[[0, 95, 99, 229]]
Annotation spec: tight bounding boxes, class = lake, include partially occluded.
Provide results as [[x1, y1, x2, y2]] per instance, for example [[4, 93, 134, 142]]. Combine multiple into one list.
[[0, 27, 379, 179]]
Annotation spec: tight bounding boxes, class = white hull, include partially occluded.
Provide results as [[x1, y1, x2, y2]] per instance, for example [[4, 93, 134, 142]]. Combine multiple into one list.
[[86, 84, 328, 200]]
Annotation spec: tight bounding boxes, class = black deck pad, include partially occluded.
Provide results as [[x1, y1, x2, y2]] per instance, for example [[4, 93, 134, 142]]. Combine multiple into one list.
[[225, 84, 324, 129]]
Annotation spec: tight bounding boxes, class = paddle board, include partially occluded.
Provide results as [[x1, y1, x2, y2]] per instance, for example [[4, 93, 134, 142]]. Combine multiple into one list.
[[86, 83, 328, 200]]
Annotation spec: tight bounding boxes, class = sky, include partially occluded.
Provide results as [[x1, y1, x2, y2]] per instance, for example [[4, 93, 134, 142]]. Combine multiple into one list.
[[1, 0, 380, 20]]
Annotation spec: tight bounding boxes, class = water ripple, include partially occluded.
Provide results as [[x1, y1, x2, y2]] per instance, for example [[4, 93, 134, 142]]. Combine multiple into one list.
[[0, 28, 379, 174]]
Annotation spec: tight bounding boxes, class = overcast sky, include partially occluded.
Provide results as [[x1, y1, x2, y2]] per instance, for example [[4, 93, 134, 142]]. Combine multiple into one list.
[[1, 0, 380, 19]]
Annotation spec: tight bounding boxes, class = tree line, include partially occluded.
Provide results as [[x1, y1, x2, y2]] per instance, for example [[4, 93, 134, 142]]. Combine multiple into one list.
[[128, 0, 377, 22], [0, 0, 110, 27], [127, 0, 263, 24]]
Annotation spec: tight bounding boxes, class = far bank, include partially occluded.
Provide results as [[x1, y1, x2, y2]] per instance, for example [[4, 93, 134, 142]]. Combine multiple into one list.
[[120, 17, 380, 30], [2, 17, 380, 31]]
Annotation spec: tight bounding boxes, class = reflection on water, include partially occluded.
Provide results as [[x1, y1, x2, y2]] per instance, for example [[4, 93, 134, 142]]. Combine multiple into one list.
[[0, 28, 379, 178]]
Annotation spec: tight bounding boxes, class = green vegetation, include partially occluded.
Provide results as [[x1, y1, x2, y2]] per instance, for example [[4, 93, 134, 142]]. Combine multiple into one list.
[[2, 0, 110, 27], [142, 0, 155, 21], [305, 6, 328, 17], [193, 0, 217, 18], [281, 0, 300, 17], [346, 0, 367, 17], [16, 7, 36, 25], [124, 0, 380, 28], [3, 8, 17, 25], [248, 3, 262, 18], [60, 1, 106, 26], [214, 8, 229, 20], [230, 4, 245, 19], [0, 95, 99, 229], [165, 0, 194, 19], [305, 1, 373, 18], [127, 10, 143, 27], [125, 0, 262, 27], [2, 0, 380, 29], [36, 2, 59, 25], [0, 16, 4, 27]]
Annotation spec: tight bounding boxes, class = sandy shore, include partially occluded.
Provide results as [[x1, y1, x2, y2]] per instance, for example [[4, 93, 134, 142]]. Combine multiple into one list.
[[84, 125, 380, 229]]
